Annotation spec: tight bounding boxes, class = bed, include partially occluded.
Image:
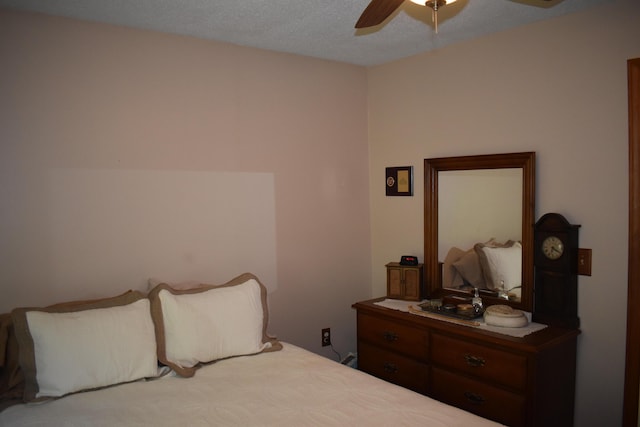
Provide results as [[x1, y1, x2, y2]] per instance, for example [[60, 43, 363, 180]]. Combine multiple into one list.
[[0, 273, 502, 426]]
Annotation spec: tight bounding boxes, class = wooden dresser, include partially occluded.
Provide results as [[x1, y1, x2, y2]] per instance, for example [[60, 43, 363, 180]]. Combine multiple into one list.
[[353, 298, 580, 427]]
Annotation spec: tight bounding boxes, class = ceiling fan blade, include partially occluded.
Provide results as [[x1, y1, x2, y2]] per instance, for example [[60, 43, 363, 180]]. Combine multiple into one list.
[[355, 0, 406, 29]]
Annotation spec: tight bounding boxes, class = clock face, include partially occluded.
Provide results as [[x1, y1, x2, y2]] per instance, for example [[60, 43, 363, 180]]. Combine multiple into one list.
[[542, 236, 564, 260]]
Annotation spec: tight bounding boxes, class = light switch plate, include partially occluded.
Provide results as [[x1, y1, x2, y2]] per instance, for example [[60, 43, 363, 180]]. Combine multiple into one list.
[[577, 248, 592, 276]]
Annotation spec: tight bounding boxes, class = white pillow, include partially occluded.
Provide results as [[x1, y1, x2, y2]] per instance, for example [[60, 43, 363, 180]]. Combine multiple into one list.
[[13, 295, 158, 401], [477, 242, 522, 291], [149, 273, 281, 377]]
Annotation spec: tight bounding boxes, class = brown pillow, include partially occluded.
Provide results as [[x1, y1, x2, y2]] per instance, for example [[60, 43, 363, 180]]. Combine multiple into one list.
[[452, 250, 486, 288], [0, 313, 24, 412], [442, 247, 466, 288]]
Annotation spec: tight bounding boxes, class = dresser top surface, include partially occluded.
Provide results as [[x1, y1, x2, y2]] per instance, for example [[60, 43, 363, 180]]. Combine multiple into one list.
[[353, 297, 580, 350]]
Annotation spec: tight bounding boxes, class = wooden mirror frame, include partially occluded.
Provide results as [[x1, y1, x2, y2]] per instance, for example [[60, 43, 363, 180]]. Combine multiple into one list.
[[623, 57, 640, 427], [424, 152, 536, 312]]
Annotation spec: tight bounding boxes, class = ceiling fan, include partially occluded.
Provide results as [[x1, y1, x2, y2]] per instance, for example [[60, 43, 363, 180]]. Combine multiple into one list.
[[355, 0, 554, 33]]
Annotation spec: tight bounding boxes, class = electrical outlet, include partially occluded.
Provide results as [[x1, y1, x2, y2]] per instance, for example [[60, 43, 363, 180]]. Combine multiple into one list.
[[321, 328, 331, 347]]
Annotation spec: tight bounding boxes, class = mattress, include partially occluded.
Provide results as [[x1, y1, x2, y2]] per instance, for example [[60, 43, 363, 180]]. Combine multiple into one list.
[[0, 343, 502, 426]]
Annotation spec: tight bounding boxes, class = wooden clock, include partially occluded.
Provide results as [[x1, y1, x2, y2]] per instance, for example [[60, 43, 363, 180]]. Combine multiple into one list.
[[533, 213, 581, 329]]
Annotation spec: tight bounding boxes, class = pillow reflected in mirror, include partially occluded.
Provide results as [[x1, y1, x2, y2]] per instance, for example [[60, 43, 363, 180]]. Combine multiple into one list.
[[442, 239, 522, 300], [442, 247, 466, 289], [451, 250, 485, 289], [475, 241, 522, 297]]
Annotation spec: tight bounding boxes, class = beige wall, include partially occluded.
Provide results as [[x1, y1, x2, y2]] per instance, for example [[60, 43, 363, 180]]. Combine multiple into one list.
[[0, 9, 371, 357], [368, 0, 640, 425]]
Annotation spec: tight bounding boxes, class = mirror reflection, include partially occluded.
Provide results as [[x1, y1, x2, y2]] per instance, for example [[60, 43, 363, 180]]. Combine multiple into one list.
[[438, 169, 523, 301]]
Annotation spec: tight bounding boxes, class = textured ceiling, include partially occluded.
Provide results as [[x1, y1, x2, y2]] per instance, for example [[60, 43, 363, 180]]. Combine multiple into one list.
[[0, 0, 607, 66]]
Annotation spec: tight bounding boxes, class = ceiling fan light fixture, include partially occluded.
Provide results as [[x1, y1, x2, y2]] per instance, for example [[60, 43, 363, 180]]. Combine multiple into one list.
[[408, 0, 457, 5], [409, 0, 457, 33]]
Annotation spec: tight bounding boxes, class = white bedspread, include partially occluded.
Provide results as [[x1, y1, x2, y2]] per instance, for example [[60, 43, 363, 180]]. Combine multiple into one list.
[[1, 343, 502, 426]]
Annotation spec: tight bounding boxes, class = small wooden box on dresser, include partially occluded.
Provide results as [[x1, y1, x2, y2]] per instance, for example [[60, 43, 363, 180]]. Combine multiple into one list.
[[353, 298, 580, 427], [385, 262, 423, 301]]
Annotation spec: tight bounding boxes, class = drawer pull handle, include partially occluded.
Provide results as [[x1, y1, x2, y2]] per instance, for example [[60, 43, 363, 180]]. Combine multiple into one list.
[[464, 354, 486, 367], [383, 362, 398, 374], [464, 391, 485, 405], [383, 331, 398, 342]]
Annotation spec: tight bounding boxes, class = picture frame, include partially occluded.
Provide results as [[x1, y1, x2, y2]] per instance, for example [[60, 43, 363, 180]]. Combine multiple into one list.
[[386, 166, 413, 196]]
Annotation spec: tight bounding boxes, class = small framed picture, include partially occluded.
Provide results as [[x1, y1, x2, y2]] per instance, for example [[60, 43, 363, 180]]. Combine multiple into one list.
[[386, 166, 413, 196]]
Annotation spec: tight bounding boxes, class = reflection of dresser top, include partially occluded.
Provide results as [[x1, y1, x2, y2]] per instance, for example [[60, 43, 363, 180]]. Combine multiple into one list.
[[353, 298, 580, 427]]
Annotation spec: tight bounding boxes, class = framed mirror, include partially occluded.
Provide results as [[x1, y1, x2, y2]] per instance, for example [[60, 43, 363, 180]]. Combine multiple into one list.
[[424, 152, 535, 312]]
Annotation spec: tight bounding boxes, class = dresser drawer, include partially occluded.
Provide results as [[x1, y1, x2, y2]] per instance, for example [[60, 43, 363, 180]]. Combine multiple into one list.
[[431, 333, 527, 390], [358, 341, 428, 394], [357, 312, 428, 360], [432, 367, 525, 427]]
